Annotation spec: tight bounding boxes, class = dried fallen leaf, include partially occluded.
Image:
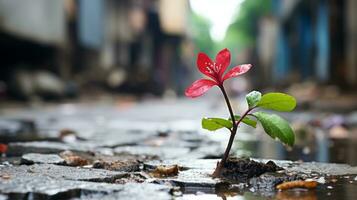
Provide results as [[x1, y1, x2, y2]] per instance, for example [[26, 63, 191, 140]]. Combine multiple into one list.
[[60, 150, 89, 166], [0, 174, 10, 179], [276, 180, 318, 190], [150, 165, 179, 177], [65, 155, 89, 166]]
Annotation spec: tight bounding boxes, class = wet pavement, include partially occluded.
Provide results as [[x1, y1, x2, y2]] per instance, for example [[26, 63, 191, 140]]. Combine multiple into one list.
[[1, 97, 357, 199]]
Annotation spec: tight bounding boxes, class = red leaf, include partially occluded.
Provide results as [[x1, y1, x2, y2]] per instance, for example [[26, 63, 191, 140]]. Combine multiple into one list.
[[223, 64, 252, 81], [185, 79, 217, 98], [215, 48, 231, 77]]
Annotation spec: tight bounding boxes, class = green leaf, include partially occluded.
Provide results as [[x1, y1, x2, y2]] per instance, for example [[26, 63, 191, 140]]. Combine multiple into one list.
[[233, 115, 257, 128], [202, 118, 233, 131], [254, 111, 295, 146], [246, 91, 262, 108], [257, 92, 296, 112]]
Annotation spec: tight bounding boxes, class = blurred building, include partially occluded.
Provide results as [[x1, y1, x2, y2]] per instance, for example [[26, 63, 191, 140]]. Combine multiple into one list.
[[0, 0, 190, 99], [259, 0, 357, 87]]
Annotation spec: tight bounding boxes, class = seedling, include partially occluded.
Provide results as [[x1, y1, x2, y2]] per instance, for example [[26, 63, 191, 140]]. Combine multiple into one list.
[[185, 48, 296, 177]]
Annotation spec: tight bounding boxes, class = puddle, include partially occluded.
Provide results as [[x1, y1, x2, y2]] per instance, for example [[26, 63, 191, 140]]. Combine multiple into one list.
[[178, 177, 357, 200], [228, 127, 357, 166], [178, 128, 357, 199]]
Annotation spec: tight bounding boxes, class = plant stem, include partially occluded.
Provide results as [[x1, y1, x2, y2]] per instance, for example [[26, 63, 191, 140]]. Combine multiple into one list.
[[218, 86, 237, 164], [213, 86, 252, 177], [219, 86, 235, 126], [219, 108, 251, 168]]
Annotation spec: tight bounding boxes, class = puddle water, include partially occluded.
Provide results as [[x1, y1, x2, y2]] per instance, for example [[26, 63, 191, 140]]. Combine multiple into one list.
[[180, 182, 357, 200], [179, 175, 357, 200], [182, 127, 357, 199], [230, 127, 357, 166]]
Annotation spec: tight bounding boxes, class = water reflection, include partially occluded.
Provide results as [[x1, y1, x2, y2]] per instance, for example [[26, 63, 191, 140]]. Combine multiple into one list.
[[181, 190, 318, 200], [231, 124, 357, 166], [275, 190, 317, 200], [180, 129, 357, 200], [180, 193, 248, 200]]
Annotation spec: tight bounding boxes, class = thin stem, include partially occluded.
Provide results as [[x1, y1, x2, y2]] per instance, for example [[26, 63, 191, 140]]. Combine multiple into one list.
[[220, 107, 252, 165], [213, 85, 253, 177], [219, 86, 235, 128], [216, 85, 238, 174], [235, 108, 253, 126]]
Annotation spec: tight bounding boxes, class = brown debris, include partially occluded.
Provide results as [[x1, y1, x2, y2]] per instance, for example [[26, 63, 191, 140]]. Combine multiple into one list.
[[59, 129, 80, 143], [150, 165, 179, 177], [93, 159, 140, 172], [59, 150, 90, 166], [0, 174, 11, 179], [59, 128, 77, 138], [276, 180, 318, 190]]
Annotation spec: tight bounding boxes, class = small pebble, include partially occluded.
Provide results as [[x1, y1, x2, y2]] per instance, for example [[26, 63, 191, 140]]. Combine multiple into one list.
[[316, 177, 326, 184], [300, 174, 308, 179], [1, 161, 11, 166], [172, 190, 182, 196], [327, 186, 333, 189]]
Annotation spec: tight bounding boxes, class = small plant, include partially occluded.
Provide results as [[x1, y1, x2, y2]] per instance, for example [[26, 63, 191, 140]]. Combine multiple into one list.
[[185, 48, 296, 177]]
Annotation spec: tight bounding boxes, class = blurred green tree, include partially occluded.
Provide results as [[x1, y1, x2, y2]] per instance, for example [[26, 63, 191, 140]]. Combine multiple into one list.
[[189, 0, 272, 58], [220, 0, 272, 55], [189, 12, 215, 56]]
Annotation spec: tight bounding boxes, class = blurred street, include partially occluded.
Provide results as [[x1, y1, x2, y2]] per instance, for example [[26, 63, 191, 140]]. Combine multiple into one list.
[[2, 92, 357, 164], [1, 95, 357, 199]]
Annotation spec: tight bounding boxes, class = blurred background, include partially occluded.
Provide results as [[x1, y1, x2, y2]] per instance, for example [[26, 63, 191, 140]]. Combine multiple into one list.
[[0, 0, 356, 100], [1, 0, 357, 165]]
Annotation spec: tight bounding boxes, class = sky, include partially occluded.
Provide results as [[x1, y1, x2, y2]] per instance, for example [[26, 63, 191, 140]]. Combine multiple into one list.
[[189, 0, 245, 42]]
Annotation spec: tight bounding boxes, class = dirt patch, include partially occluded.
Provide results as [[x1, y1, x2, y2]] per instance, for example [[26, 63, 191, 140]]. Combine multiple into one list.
[[220, 157, 283, 182], [149, 165, 180, 178], [59, 150, 90, 166], [93, 159, 140, 172]]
